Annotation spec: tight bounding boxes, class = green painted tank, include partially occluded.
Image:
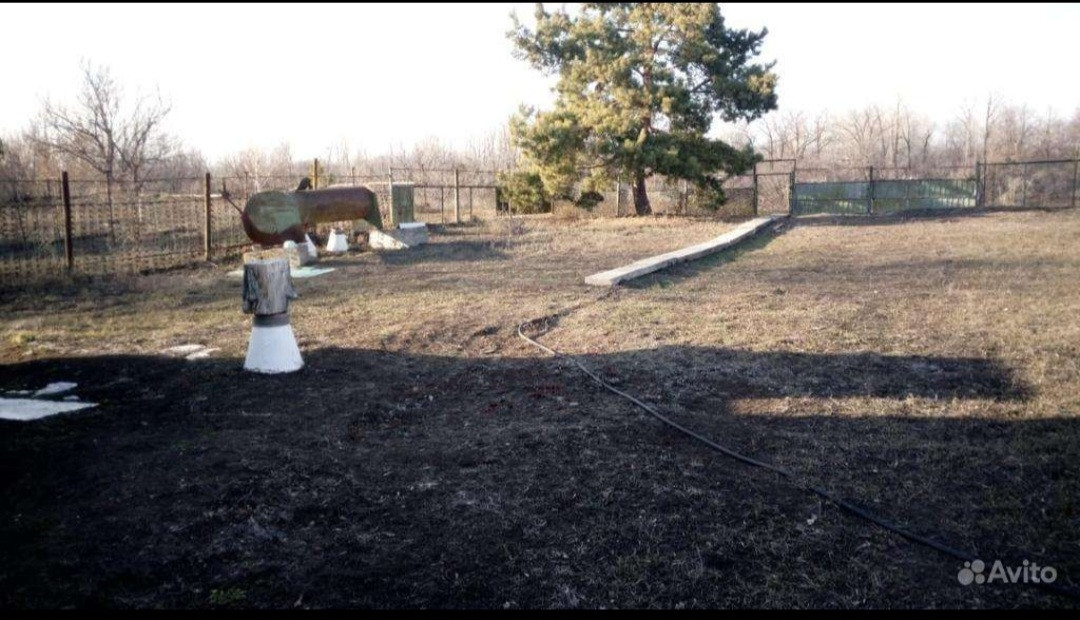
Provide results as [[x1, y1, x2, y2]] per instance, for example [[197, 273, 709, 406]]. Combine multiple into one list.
[[241, 186, 384, 246]]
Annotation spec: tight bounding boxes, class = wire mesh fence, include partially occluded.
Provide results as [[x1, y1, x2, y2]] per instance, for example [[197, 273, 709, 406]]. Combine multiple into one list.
[[0, 168, 503, 287], [2, 157, 1076, 286], [549, 175, 758, 219], [981, 159, 1079, 209], [0, 175, 247, 285]]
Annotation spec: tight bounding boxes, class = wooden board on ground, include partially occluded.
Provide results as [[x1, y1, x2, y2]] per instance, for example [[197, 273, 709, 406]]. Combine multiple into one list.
[[584, 216, 781, 287]]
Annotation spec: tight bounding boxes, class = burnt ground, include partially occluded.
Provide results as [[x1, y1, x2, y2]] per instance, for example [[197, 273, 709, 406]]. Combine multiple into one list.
[[1, 213, 1078, 608]]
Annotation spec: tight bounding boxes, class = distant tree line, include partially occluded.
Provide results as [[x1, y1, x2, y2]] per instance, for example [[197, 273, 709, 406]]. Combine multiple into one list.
[[722, 96, 1080, 173], [3, 59, 1077, 209], [0, 61, 518, 197]]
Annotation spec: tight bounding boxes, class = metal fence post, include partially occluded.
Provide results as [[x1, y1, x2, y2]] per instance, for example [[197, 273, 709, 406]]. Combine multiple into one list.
[[453, 168, 461, 224], [983, 162, 991, 208], [788, 170, 796, 215], [387, 168, 395, 227], [1021, 163, 1027, 208], [61, 171, 73, 271], [1071, 159, 1078, 209], [752, 169, 759, 216], [868, 166, 875, 214], [204, 172, 212, 261], [975, 161, 982, 208]]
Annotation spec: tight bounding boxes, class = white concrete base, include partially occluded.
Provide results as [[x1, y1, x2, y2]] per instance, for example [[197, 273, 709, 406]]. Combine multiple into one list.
[[244, 323, 304, 374], [304, 234, 319, 259], [584, 216, 781, 286], [0, 397, 97, 421], [369, 223, 429, 250], [325, 229, 349, 253]]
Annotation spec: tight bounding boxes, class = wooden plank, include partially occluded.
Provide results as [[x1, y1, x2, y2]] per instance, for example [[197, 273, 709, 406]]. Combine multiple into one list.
[[584, 216, 780, 287]]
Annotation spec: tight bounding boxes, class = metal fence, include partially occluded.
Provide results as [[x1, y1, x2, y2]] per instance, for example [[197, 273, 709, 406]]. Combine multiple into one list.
[[0, 167, 503, 286], [3, 157, 1076, 286], [0, 174, 248, 285], [980, 159, 1079, 209], [220, 166, 501, 226], [791, 159, 1079, 216], [549, 175, 759, 219]]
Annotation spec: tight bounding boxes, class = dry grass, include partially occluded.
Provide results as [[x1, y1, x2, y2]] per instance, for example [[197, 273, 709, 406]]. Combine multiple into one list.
[[0, 215, 738, 363], [1, 209, 1078, 608]]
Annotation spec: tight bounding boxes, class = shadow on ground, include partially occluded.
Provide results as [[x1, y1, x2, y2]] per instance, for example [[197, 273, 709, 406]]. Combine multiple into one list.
[[373, 240, 509, 265], [0, 347, 1075, 608]]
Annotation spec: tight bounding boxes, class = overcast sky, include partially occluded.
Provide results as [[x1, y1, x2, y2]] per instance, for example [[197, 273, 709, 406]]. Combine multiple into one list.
[[2, 3, 1077, 163]]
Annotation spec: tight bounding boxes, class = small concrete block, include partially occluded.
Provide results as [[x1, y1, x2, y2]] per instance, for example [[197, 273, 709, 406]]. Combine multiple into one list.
[[369, 230, 407, 250], [369, 223, 429, 250], [283, 240, 318, 267]]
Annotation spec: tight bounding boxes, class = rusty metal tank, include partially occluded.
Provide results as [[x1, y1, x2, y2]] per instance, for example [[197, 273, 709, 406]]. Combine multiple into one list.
[[241, 186, 384, 246]]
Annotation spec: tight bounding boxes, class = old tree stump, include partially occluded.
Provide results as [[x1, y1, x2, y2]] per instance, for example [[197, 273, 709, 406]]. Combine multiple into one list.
[[242, 257, 297, 316]]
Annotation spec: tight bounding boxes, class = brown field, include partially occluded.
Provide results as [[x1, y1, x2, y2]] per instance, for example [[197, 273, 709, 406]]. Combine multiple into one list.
[[1, 209, 1078, 608]]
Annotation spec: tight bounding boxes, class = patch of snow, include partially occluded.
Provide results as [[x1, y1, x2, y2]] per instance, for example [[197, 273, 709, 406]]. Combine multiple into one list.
[[186, 348, 221, 360], [0, 397, 97, 421], [163, 344, 207, 355], [63, 395, 80, 402], [34, 382, 78, 397]]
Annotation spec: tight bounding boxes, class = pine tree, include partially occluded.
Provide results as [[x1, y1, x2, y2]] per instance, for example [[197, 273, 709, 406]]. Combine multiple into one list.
[[509, 3, 778, 214]]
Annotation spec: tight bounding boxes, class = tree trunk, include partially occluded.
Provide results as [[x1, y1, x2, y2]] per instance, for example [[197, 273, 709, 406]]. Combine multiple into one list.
[[242, 257, 297, 316], [632, 170, 652, 216]]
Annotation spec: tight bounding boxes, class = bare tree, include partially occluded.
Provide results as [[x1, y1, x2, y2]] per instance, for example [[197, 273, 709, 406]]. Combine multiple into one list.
[[36, 62, 122, 236], [1004, 103, 1031, 161], [981, 93, 1001, 164], [840, 107, 879, 167], [117, 89, 174, 193], [34, 61, 175, 240], [750, 111, 834, 165]]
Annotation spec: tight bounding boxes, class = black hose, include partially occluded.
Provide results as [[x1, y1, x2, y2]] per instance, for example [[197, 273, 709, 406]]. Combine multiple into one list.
[[517, 302, 1080, 603]]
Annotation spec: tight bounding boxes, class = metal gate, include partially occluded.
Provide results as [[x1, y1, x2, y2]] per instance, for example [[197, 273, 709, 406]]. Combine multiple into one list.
[[754, 160, 795, 216]]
